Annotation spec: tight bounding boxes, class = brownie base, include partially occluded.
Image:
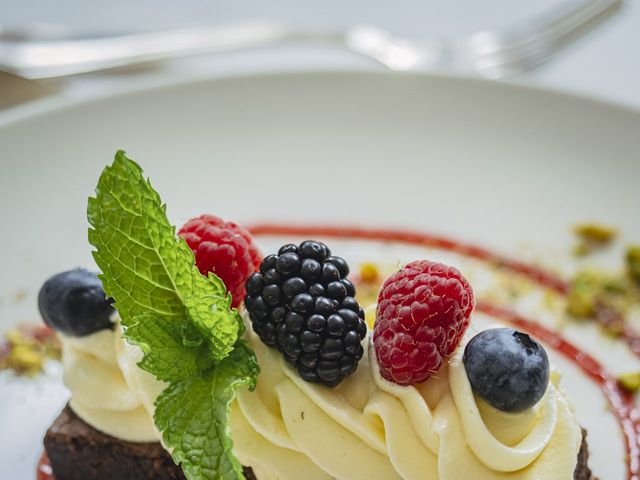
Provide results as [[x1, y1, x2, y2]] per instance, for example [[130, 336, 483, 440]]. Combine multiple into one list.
[[45, 404, 592, 480], [44, 405, 256, 480]]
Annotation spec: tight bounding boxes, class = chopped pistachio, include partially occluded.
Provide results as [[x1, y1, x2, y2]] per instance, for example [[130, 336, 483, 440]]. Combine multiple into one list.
[[360, 262, 380, 283], [573, 223, 617, 256], [627, 246, 640, 284], [574, 223, 617, 245], [618, 372, 640, 392], [566, 271, 602, 318], [0, 326, 60, 376]]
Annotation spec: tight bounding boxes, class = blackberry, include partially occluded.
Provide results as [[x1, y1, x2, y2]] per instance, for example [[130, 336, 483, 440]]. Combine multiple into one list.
[[245, 240, 367, 387]]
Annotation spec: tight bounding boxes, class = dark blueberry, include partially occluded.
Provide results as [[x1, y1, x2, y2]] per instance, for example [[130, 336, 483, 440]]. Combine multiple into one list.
[[300, 240, 328, 262], [326, 256, 350, 277], [326, 281, 347, 301], [321, 262, 341, 283], [282, 277, 307, 299], [260, 254, 277, 273], [276, 253, 301, 276], [300, 259, 322, 282], [263, 268, 281, 285], [326, 314, 345, 337], [285, 312, 306, 334], [278, 244, 299, 255], [307, 314, 327, 333], [341, 296, 359, 312], [463, 328, 550, 413], [271, 306, 286, 325], [320, 338, 344, 360], [300, 331, 322, 353], [38, 268, 114, 336], [308, 283, 325, 297], [340, 278, 356, 297], [314, 297, 337, 316], [246, 273, 264, 297], [262, 285, 281, 307], [291, 294, 314, 315]]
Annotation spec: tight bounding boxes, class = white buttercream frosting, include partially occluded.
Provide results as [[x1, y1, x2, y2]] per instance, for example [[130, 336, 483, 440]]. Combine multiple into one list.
[[60, 312, 582, 479]]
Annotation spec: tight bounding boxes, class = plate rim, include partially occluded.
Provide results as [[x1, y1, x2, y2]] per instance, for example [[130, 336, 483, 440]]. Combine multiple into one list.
[[2, 68, 640, 131]]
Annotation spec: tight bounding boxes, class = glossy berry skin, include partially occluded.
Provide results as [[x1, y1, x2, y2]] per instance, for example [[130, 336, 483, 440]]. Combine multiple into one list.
[[374, 260, 474, 386], [179, 215, 261, 308], [38, 268, 114, 336], [245, 240, 367, 387], [463, 328, 550, 413]]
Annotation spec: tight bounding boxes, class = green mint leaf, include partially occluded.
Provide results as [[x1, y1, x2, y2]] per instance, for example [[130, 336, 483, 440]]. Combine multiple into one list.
[[87, 150, 238, 361], [88, 151, 260, 480], [155, 341, 259, 480]]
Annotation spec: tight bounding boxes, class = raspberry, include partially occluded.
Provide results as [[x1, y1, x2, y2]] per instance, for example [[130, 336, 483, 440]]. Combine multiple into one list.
[[244, 241, 367, 387], [373, 260, 474, 386], [179, 215, 261, 307]]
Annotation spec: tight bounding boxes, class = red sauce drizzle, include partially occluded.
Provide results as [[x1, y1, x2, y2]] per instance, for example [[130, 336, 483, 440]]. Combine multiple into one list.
[[36, 223, 640, 479]]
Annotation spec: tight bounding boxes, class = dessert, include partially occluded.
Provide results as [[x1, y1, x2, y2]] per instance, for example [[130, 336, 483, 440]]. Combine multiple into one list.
[[37, 151, 603, 479]]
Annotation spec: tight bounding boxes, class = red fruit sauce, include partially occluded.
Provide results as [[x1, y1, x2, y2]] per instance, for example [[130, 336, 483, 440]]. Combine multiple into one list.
[[36, 224, 640, 480]]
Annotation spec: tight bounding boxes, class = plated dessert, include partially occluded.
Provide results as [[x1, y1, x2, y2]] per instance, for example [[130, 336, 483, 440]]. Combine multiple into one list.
[[33, 151, 640, 479]]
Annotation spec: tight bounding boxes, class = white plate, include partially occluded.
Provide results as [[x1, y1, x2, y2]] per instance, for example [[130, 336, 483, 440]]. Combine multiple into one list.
[[1, 71, 639, 479]]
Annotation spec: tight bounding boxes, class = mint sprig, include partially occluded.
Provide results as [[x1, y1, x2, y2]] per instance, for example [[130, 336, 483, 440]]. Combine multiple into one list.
[[88, 151, 259, 480]]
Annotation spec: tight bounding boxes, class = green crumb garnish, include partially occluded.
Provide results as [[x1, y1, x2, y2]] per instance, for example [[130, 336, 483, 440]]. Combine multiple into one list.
[[572, 223, 617, 256], [618, 372, 640, 392], [566, 270, 631, 336], [0, 326, 61, 376], [627, 246, 640, 285], [88, 151, 259, 480]]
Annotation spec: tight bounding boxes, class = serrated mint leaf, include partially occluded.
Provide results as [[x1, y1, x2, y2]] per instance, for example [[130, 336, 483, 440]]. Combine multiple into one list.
[[88, 151, 260, 480], [124, 313, 210, 382], [155, 341, 259, 480], [88, 150, 238, 361]]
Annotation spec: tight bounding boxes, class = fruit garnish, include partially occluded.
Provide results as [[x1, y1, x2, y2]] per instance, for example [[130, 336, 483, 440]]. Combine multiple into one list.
[[373, 260, 474, 386], [38, 268, 114, 336], [88, 151, 258, 480], [244, 240, 367, 387], [463, 328, 550, 412], [179, 215, 262, 308]]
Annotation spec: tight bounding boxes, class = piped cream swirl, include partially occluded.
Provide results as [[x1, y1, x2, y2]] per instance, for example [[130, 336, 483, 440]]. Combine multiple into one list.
[[60, 314, 582, 478]]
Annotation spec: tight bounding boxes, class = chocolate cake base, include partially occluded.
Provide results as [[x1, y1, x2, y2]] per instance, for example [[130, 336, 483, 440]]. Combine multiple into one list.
[[44, 405, 256, 480], [44, 404, 593, 480]]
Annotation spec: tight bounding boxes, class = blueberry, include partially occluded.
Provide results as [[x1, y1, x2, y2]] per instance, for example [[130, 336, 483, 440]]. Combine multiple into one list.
[[38, 268, 114, 336], [463, 328, 550, 413]]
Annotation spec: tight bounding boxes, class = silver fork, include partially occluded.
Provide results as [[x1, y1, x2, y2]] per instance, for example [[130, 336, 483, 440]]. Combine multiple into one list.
[[0, 0, 622, 80]]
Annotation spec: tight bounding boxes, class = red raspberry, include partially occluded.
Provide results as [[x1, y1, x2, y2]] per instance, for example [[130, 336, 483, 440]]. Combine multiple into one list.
[[179, 215, 261, 308], [373, 260, 474, 386]]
